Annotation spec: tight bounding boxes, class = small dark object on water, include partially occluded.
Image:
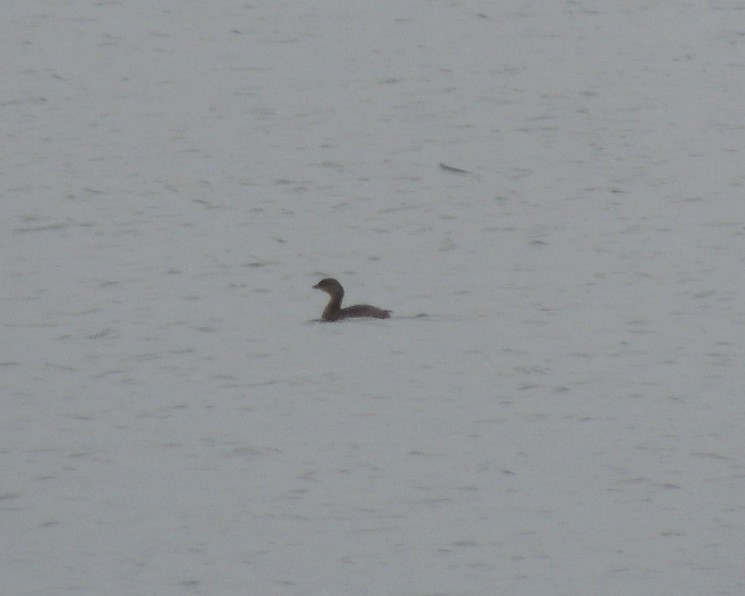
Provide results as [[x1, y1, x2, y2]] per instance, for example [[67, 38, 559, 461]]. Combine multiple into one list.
[[313, 278, 391, 321], [439, 162, 471, 175]]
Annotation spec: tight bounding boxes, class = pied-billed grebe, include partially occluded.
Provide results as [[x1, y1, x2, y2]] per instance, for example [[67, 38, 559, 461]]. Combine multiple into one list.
[[313, 278, 391, 321]]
